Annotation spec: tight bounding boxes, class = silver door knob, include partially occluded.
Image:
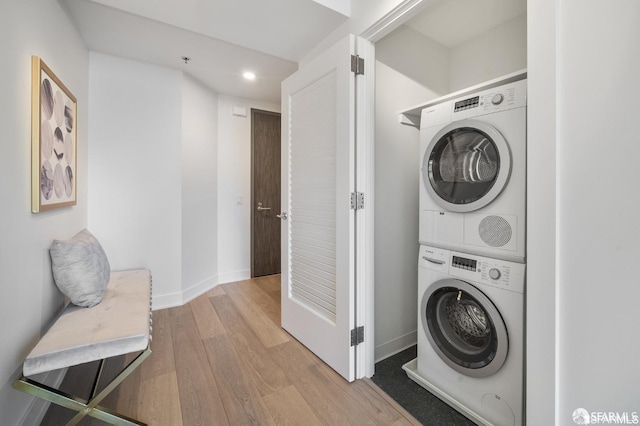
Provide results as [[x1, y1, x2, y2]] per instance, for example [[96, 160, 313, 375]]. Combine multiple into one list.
[[276, 212, 288, 220], [257, 202, 271, 212]]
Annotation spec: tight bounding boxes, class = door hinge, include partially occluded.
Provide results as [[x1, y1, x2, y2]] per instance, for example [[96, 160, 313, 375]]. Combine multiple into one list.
[[350, 192, 364, 210], [350, 326, 364, 346], [351, 54, 364, 75]]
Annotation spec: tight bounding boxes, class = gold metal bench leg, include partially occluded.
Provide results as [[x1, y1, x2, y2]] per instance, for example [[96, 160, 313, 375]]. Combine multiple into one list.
[[13, 347, 152, 426]]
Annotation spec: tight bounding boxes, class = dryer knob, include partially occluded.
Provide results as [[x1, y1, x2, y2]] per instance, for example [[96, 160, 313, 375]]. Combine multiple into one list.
[[491, 93, 504, 105], [489, 268, 501, 280]]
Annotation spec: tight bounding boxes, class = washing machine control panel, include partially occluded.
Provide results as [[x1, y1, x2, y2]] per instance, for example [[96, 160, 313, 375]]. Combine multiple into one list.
[[489, 268, 501, 280], [419, 245, 525, 293], [478, 261, 511, 285], [452, 255, 477, 271], [450, 252, 525, 293], [451, 254, 512, 282]]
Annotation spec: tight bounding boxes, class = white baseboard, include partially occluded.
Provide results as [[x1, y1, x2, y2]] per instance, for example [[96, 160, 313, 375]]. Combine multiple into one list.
[[152, 274, 220, 310], [375, 330, 417, 363], [218, 269, 251, 285], [152, 290, 183, 310], [18, 368, 67, 426], [182, 275, 218, 305]]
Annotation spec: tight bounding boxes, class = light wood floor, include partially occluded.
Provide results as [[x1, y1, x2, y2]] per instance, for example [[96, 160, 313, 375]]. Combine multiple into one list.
[[41, 275, 420, 425]]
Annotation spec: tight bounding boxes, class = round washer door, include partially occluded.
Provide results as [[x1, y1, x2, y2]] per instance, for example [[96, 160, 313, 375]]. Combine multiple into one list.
[[422, 119, 511, 212], [421, 278, 508, 378]]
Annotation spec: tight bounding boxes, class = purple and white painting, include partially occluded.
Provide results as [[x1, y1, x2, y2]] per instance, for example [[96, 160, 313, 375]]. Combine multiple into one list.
[[32, 57, 76, 212]]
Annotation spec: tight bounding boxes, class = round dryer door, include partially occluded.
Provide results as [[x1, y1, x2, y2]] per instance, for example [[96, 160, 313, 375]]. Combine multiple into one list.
[[421, 278, 508, 378], [422, 119, 511, 212]]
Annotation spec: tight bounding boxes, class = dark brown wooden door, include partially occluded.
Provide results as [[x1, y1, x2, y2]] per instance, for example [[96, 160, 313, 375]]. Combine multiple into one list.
[[251, 109, 281, 277]]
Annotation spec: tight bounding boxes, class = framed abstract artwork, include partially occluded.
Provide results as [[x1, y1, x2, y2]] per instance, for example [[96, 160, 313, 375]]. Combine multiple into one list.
[[31, 56, 77, 213]]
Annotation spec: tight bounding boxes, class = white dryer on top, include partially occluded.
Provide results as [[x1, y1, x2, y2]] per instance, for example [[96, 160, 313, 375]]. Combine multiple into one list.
[[419, 78, 526, 263]]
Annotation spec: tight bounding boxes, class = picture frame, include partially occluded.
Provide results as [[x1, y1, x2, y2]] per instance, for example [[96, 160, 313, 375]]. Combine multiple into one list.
[[31, 56, 77, 213]]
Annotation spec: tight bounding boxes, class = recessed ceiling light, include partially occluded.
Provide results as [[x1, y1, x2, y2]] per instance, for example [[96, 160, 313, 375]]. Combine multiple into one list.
[[243, 71, 256, 81]]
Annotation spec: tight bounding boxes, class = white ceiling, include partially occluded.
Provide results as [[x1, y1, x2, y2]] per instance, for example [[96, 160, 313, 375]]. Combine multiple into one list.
[[405, 0, 526, 48], [63, 0, 350, 102], [63, 0, 526, 103]]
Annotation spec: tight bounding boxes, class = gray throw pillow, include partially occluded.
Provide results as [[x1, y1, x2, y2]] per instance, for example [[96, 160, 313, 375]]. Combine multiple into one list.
[[50, 229, 111, 307]]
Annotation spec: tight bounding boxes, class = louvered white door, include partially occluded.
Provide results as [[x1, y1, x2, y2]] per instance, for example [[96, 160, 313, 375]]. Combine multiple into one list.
[[280, 34, 356, 381]]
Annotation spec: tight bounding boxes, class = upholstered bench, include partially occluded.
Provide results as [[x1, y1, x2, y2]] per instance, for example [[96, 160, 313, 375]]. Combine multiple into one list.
[[13, 269, 153, 426]]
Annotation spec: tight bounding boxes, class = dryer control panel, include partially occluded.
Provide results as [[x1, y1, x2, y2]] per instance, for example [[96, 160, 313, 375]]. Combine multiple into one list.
[[451, 79, 527, 120], [418, 77, 527, 129]]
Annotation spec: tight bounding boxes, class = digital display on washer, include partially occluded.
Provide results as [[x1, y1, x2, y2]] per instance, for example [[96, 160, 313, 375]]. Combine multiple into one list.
[[452, 256, 477, 271], [454, 96, 479, 112]]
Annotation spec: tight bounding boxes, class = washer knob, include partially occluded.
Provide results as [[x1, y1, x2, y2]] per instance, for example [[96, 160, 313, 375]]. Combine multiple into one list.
[[491, 93, 504, 105], [489, 268, 501, 280]]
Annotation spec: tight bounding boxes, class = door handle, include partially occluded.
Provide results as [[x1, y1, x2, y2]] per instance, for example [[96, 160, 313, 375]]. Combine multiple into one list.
[[276, 212, 288, 220], [422, 256, 445, 265], [257, 202, 271, 212]]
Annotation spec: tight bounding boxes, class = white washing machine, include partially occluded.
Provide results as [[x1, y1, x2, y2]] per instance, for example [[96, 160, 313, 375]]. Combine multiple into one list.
[[404, 244, 525, 426], [419, 78, 526, 263]]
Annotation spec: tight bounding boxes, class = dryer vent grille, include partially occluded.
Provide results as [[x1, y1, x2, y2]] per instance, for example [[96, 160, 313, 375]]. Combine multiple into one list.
[[479, 216, 512, 247]]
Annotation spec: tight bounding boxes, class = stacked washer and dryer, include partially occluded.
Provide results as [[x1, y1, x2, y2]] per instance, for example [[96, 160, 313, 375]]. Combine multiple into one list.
[[403, 77, 527, 426]]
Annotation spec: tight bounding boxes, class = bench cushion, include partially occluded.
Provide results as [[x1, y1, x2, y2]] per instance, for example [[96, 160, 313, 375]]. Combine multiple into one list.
[[23, 269, 152, 377]]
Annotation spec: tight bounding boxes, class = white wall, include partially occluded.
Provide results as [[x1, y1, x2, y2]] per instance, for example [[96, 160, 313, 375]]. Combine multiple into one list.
[[375, 25, 450, 95], [89, 54, 223, 309], [181, 75, 219, 301], [88, 53, 183, 308], [449, 13, 527, 91], [311, 0, 351, 16], [525, 0, 556, 423], [373, 28, 448, 360], [373, 61, 444, 361], [300, 0, 408, 66], [0, 1, 89, 424], [557, 0, 640, 421], [375, 10, 527, 97], [217, 96, 280, 283], [528, 0, 640, 424]]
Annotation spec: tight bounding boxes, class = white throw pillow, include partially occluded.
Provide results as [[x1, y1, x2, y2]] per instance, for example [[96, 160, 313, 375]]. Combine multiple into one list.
[[50, 229, 111, 307]]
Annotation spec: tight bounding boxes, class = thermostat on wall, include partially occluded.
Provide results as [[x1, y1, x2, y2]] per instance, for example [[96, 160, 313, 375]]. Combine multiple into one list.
[[232, 106, 247, 117]]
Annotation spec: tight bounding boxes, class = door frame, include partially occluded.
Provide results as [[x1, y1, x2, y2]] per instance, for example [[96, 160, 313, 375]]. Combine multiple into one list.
[[357, 0, 431, 378], [250, 108, 282, 278]]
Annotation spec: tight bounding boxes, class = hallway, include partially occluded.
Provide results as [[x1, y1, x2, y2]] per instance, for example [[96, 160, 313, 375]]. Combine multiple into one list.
[[42, 275, 419, 425]]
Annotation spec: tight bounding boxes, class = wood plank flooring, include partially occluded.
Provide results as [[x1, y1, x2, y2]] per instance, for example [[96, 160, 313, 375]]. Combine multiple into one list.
[[41, 275, 420, 425]]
